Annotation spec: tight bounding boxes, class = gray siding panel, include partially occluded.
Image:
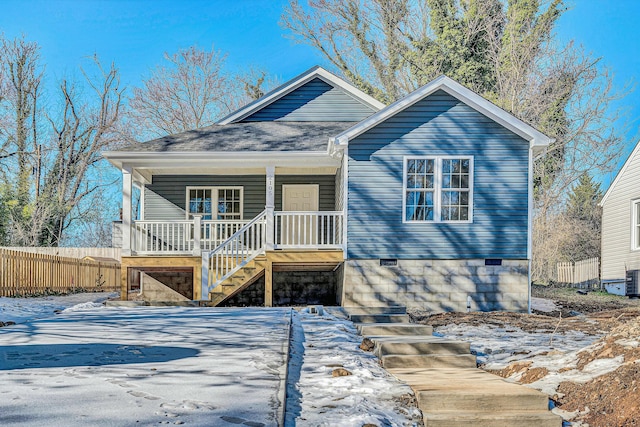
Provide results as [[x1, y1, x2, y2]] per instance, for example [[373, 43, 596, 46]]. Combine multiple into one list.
[[143, 188, 185, 220], [347, 90, 530, 260], [145, 175, 336, 221], [601, 146, 640, 280], [147, 176, 267, 220], [242, 78, 376, 122]]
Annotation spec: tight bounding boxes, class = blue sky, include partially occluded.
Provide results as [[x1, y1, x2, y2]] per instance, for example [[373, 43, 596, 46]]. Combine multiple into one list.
[[1, 0, 639, 183]]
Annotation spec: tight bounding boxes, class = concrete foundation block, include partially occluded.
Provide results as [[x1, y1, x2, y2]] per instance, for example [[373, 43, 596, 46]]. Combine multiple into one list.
[[343, 258, 529, 313]]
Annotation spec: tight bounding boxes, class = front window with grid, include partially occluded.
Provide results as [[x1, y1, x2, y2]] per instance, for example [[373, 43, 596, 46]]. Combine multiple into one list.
[[404, 157, 473, 223], [216, 188, 242, 220], [187, 187, 243, 220]]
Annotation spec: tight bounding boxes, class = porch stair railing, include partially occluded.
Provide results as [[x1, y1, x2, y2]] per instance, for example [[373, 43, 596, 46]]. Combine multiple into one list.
[[205, 209, 267, 295]]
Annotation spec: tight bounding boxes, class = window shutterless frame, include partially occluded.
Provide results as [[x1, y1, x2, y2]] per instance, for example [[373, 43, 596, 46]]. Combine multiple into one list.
[[402, 156, 474, 223], [185, 186, 244, 220], [632, 199, 640, 251]]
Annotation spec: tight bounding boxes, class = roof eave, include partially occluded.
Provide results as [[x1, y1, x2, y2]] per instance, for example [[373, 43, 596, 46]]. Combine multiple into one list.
[[599, 140, 640, 207], [102, 150, 339, 170], [335, 75, 553, 149]]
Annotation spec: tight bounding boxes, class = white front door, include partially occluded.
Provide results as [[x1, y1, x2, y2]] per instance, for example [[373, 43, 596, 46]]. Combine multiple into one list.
[[282, 184, 319, 245]]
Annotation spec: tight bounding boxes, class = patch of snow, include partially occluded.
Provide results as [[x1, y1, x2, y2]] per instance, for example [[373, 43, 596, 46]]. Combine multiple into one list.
[[0, 292, 118, 324], [61, 301, 107, 313], [529, 355, 624, 397], [531, 297, 559, 313], [614, 338, 640, 348], [435, 319, 627, 399], [436, 322, 599, 368]]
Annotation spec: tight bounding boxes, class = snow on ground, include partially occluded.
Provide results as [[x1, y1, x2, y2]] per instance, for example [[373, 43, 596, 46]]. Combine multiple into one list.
[[0, 292, 118, 324], [433, 322, 599, 368], [286, 307, 422, 427], [432, 300, 624, 401], [531, 296, 559, 313], [433, 321, 624, 400], [0, 305, 290, 426], [1, 295, 422, 426]]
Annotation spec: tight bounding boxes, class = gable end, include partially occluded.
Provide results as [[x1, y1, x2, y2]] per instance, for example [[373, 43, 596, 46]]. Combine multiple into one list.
[[242, 78, 376, 122], [217, 66, 385, 125]]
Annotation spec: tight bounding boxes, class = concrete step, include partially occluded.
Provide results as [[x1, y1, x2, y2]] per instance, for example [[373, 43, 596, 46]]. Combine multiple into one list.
[[381, 354, 476, 369], [390, 368, 551, 413], [417, 386, 549, 413], [358, 323, 433, 336], [348, 314, 410, 323], [373, 337, 470, 357], [343, 306, 407, 315], [422, 411, 563, 427]]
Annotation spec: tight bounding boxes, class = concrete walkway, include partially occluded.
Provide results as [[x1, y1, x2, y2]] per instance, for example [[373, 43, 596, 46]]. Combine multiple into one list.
[[347, 307, 563, 427]]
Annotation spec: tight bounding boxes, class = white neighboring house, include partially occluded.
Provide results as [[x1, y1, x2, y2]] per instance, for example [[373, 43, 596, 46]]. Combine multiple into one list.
[[600, 140, 640, 291]]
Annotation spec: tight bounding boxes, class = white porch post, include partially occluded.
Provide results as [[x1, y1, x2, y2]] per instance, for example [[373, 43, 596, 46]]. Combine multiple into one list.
[[193, 214, 202, 256], [122, 167, 132, 256], [265, 166, 275, 250]]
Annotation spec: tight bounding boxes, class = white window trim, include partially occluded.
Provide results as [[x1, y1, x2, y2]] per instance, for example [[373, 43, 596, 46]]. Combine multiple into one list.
[[402, 156, 474, 224], [185, 186, 244, 220], [632, 199, 640, 251]]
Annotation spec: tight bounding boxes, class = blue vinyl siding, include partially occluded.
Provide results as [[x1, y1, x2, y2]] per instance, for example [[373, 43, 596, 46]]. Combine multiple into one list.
[[242, 78, 376, 122], [347, 90, 529, 259]]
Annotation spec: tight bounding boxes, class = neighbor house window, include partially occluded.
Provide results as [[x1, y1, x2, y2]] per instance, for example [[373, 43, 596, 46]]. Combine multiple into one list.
[[634, 200, 640, 250], [404, 156, 473, 223], [186, 187, 243, 220]]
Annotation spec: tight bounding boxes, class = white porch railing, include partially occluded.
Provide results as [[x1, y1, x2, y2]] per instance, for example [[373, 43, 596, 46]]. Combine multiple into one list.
[[131, 211, 345, 256], [132, 220, 194, 254], [274, 211, 344, 249], [201, 220, 249, 251], [207, 210, 267, 291], [132, 219, 250, 255]]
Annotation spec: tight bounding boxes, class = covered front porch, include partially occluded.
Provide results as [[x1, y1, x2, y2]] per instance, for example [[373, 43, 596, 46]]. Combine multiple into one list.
[[110, 151, 347, 305]]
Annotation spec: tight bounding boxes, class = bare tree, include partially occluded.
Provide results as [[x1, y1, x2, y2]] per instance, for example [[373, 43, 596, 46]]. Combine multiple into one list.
[[128, 45, 274, 141], [37, 57, 124, 246], [283, 0, 628, 283], [0, 37, 124, 247], [129, 46, 228, 137]]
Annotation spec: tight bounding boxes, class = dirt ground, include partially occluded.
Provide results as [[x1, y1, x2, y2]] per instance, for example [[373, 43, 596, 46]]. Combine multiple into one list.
[[410, 285, 640, 427]]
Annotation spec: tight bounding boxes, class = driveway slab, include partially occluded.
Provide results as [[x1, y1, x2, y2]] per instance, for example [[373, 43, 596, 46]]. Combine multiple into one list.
[[0, 307, 291, 427]]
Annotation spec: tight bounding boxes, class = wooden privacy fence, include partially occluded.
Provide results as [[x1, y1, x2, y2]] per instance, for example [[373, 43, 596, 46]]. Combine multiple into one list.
[[0, 248, 120, 297], [556, 257, 600, 288]]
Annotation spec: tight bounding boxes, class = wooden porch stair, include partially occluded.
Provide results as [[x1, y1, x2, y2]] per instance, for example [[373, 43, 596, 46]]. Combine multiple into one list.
[[209, 256, 267, 306], [207, 250, 344, 307]]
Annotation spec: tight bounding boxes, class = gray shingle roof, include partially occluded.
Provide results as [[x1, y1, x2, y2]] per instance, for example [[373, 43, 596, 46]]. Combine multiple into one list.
[[116, 121, 356, 152]]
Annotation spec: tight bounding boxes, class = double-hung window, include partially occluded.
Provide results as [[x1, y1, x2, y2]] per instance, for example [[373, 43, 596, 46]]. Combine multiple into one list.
[[404, 156, 473, 223], [633, 200, 640, 250], [186, 187, 243, 220]]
